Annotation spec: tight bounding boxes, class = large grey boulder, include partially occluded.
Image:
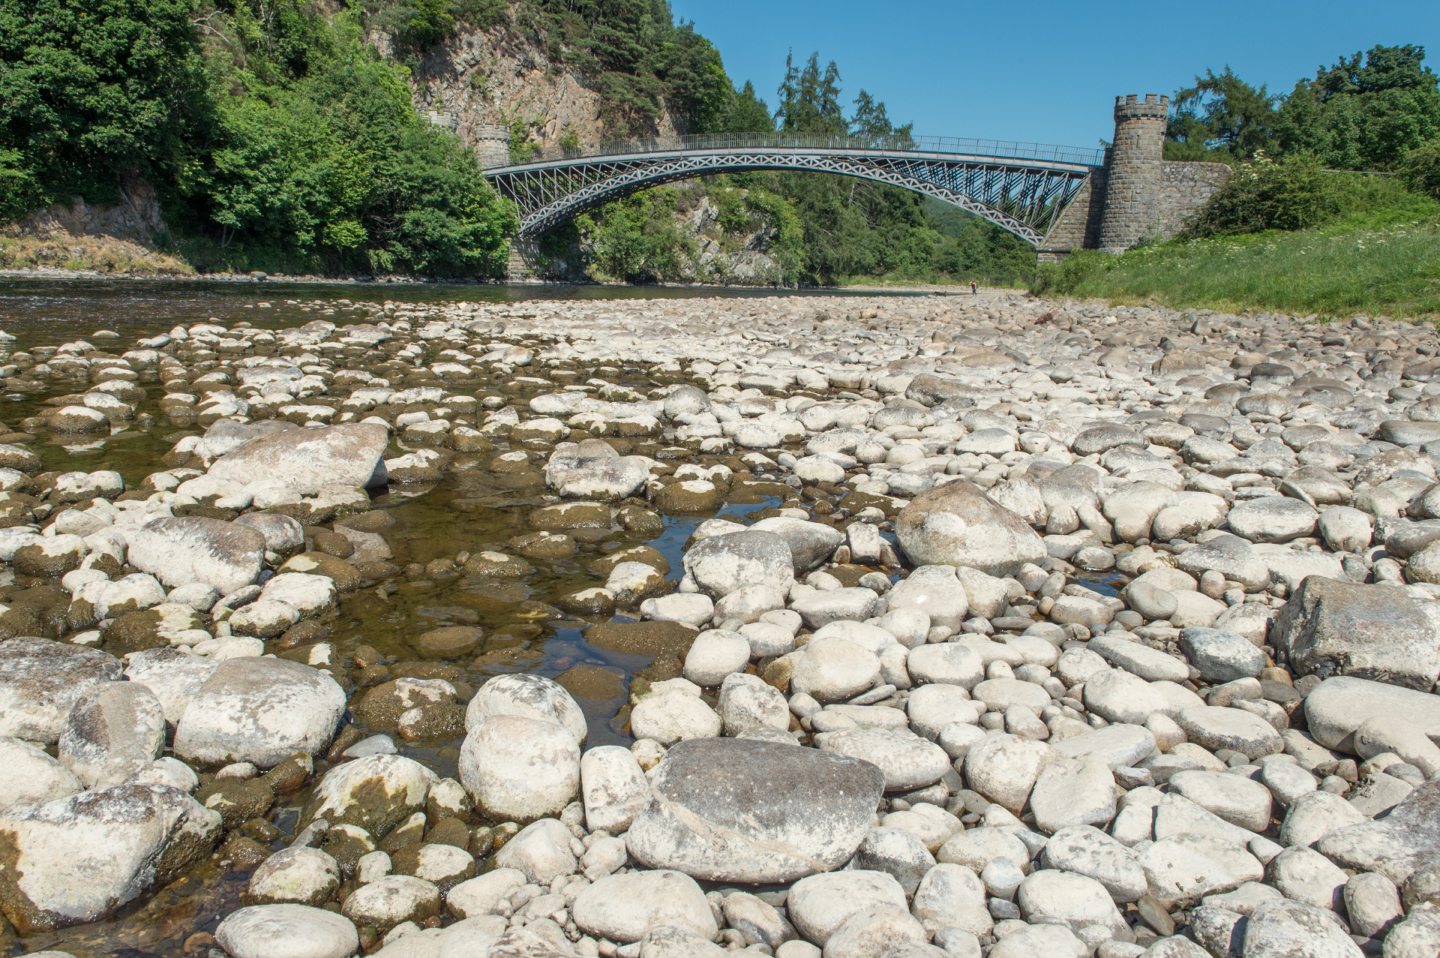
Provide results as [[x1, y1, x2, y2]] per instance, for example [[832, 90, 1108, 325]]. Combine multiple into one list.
[[682, 530, 796, 599], [625, 738, 884, 883], [207, 422, 389, 494], [0, 638, 123, 744], [895, 479, 1045, 574], [173, 657, 345, 767], [1271, 577, 1440, 691], [0, 784, 220, 933], [126, 517, 266, 595]]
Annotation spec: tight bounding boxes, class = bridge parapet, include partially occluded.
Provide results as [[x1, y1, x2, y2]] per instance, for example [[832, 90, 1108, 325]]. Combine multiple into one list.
[[515, 133, 1105, 168]]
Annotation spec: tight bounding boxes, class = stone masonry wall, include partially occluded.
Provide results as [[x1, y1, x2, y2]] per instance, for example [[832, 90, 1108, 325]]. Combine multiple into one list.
[[1037, 167, 1105, 262], [1155, 161, 1232, 239]]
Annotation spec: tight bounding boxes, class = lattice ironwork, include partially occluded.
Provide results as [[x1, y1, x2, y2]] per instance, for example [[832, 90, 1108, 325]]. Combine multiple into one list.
[[485, 144, 1100, 246]]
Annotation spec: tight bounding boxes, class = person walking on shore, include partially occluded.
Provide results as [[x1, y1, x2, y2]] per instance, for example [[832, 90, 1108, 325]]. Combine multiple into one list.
[[969, 278, 978, 295]]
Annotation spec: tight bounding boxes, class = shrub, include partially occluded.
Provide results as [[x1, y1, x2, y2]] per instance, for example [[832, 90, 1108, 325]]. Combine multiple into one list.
[[1185, 154, 1341, 237], [1400, 139, 1440, 201]]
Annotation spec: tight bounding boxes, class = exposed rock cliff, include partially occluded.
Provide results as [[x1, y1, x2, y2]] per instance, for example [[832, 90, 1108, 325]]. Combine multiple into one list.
[[402, 11, 782, 284]]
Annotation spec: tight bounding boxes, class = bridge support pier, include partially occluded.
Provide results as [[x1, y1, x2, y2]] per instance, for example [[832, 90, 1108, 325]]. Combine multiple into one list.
[[506, 236, 539, 283]]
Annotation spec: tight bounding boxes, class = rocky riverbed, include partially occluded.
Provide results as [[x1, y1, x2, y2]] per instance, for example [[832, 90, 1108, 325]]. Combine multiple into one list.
[[1, 290, 1439, 958]]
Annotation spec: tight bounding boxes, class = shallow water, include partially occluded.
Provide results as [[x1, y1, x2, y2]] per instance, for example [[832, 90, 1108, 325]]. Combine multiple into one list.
[[0, 278, 904, 957], [0, 276, 903, 350]]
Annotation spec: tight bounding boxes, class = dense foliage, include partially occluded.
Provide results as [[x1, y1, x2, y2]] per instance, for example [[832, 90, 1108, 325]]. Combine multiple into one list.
[[0, 0, 210, 207], [1166, 44, 1440, 171], [192, 4, 515, 274], [0, 0, 516, 275], [1161, 40, 1440, 284]]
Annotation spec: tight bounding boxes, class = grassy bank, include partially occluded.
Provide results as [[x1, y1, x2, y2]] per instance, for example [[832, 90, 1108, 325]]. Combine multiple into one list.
[[1034, 176, 1440, 319], [0, 232, 194, 277]]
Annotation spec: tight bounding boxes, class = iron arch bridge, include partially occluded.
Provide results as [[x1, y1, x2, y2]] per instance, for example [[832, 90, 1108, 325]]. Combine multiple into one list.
[[483, 134, 1104, 246]]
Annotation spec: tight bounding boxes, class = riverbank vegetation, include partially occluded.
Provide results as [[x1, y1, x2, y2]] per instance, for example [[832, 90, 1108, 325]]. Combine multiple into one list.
[[1033, 172, 1440, 317], [1034, 44, 1440, 318], [3, 0, 1439, 294], [1, 0, 516, 277]]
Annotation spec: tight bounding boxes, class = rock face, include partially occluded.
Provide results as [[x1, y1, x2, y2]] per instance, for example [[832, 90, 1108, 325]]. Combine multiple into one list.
[[173, 657, 346, 767], [0, 639, 124, 744], [207, 422, 389, 494], [0, 784, 221, 933], [625, 738, 884, 883], [895, 480, 1046, 574], [1271, 577, 1440, 691], [126, 517, 266, 595]]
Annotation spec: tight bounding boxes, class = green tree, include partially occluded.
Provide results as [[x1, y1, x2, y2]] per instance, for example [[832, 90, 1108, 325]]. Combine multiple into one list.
[[776, 52, 846, 134], [0, 0, 210, 206], [1276, 44, 1440, 168], [192, 4, 515, 275], [1166, 67, 1277, 161], [658, 22, 731, 133], [722, 81, 774, 134]]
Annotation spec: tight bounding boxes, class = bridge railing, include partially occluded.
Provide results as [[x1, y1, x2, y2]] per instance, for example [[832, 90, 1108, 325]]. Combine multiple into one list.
[[523, 133, 1105, 167]]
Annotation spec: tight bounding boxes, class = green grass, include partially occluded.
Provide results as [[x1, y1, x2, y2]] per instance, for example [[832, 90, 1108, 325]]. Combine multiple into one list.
[[1034, 176, 1440, 319]]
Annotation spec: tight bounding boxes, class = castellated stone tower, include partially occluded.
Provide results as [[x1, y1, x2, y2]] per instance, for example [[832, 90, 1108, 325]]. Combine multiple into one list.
[[1099, 93, 1168, 253], [473, 125, 511, 170]]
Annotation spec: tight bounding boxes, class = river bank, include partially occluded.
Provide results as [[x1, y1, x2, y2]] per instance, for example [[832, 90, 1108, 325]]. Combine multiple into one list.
[[0, 288, 1438, 957]]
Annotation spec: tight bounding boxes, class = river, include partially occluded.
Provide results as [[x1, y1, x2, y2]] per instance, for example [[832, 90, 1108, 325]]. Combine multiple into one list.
[[0, 277, 918, 957]]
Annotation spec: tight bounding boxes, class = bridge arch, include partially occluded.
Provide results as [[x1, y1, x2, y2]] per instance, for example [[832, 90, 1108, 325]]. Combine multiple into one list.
[[483, 136, 1102, 246]]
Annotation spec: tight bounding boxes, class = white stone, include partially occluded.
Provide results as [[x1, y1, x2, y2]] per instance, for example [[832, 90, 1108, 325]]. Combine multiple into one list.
[[216, 904, 359, 958], [571, 870, 718, 943], [458, 715, 580, 820]]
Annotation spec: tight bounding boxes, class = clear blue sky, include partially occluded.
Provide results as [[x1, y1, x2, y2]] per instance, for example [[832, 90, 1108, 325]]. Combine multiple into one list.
[[669, 0, 1440, 148]]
